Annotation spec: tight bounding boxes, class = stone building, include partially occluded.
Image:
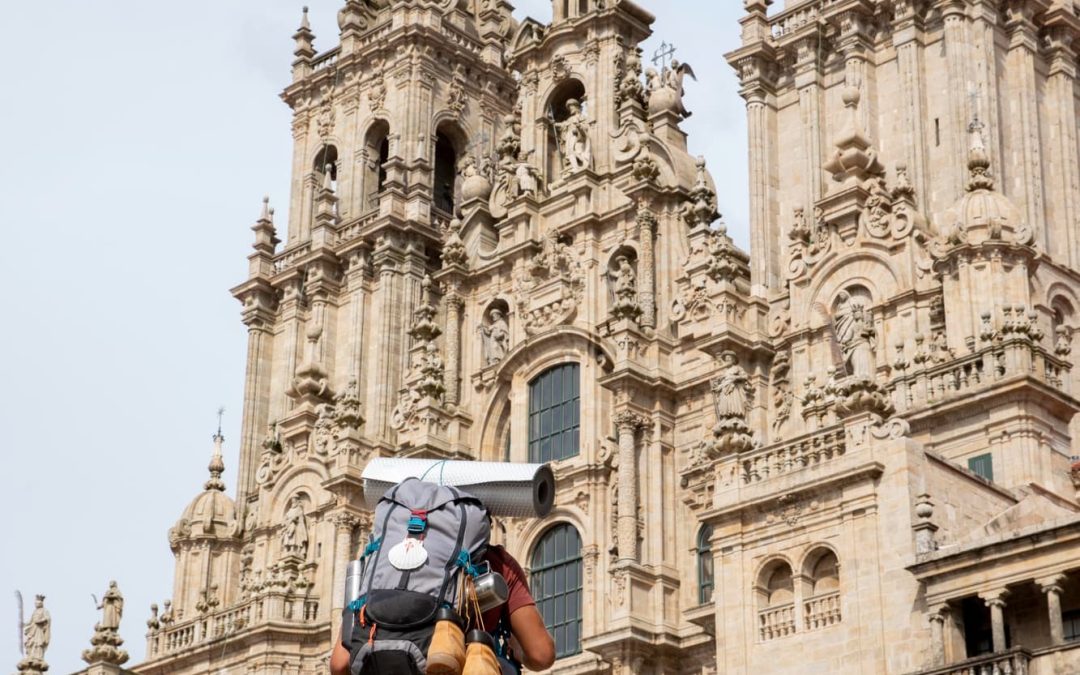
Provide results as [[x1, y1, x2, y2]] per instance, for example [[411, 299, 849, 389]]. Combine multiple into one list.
[[63, 0, 1080, 674]]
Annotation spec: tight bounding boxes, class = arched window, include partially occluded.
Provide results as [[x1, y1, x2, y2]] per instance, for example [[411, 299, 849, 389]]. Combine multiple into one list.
[[528, 363, 580, 463], [434, 131, 457, 213], [531, 524, 583, 658], [314, 145, 339, 191], [362, 121, 390, 210], [697, 524, 714, 605], [803, 549, 841, 630], [756, 560, 795, 641]]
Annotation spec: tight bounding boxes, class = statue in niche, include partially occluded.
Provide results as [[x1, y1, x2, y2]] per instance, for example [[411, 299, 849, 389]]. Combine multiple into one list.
[[96, 582, 124, 631], [608, 256, 640, 320], [554, 99, 592, 174], [282, 496, 309, 557], [833, 291, 877, 378], [713, 351, 751, 420], [23, 595, 50, 662], [479, 308, 511, 366]]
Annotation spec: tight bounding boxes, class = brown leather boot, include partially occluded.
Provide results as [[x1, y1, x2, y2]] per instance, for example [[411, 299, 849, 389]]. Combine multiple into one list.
[[426, 608, 466, 675], [461, 630, 500, 675]]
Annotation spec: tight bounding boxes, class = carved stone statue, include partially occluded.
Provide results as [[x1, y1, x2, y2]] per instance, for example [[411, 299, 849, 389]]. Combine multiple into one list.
[[82, 581, 128, 666], [713, 351, 751, 420], [512, 153, 540, 198], [97, 581, 124, 631], [282, 496, 309, 557], [479, 308, 511, 366], [418, 340, 447, 399], [833, 291, 877, 378], [555, 99, 592, 174], [23, 595, 50, 662], [609, 256, 640, 320]]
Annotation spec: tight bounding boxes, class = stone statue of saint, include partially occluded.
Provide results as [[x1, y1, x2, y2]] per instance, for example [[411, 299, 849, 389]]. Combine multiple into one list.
[[555, 99, 591, 174], [713, 351, 751, 420], [282, 496, 309, 557], [23, 595, 50, 662], [96, 581, 123, 631], [833, 291, 876, 378], [479, 308, 511, 366], [513, 155, 539, 197], [608, 256, 640, 320]]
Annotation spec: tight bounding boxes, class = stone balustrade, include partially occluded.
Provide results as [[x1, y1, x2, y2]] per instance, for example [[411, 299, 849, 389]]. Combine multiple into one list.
[[740, 429, 846, 485], [758, 602, 796, 642], [803, 591, 841, 631], [912, 647, 1031, 675], [273, 243, 312, 274], [311, 48, 339, 72], [148, 594, 321, 659]]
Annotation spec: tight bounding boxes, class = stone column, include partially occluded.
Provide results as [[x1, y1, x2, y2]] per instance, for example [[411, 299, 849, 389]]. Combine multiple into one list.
[[928, 605, 948, 666], [1039, 575, 1067, 646], [636, 207, 657, 328], [735, 53, 777, 294], [615, 411, 646, 563], [1045, 28, 1079, 267], [443, 291, 464, 406], [942, 1, 971, 198], [330, 512, 360, 644], [370, 252, 400, 439], [892, 2, 928, 212], [794, 35, 823, 208], [237, 302, 275, 503], [981, 590, 1010, 653], [1003, 2, 1045, 245]]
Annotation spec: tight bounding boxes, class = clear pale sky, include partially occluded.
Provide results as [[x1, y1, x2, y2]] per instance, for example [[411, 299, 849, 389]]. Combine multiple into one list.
[[0, 2, 746, 672]]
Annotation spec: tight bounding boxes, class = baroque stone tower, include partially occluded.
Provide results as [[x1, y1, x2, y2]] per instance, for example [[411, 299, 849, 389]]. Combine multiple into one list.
[[85, 1, 1080, 674]]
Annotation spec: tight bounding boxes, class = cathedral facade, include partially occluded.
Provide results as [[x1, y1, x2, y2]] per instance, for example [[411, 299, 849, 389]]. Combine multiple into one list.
[[59, 1, 1080, 674]]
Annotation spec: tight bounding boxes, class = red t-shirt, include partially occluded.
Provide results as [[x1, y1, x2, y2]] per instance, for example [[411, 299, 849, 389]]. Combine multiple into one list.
[[480, 545, 536, 632]]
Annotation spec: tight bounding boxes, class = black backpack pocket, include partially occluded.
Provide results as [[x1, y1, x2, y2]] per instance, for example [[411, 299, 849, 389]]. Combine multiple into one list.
[[365, 589, 439, 630]]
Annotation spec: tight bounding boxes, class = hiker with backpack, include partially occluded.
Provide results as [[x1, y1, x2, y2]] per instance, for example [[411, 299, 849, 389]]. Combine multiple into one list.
[[330, 477, 556, 675]]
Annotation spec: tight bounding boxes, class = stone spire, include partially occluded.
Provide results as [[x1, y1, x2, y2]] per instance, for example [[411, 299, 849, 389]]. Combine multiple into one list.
[[251, 195, 279, 254], [293, 6, 315, 59]]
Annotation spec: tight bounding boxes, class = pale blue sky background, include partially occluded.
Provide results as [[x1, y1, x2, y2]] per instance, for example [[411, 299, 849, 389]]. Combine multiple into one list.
[[0, 1, 746, 672]]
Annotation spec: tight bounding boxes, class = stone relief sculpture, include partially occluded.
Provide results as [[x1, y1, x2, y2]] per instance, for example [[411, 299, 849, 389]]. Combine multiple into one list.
[[23, 595, 50, 663], [512, 153, 540, 198], [554, 99, 592, 174], [833, 291, 876, 378], [479, 308, 511, 366], [281, 496, 309, 557]]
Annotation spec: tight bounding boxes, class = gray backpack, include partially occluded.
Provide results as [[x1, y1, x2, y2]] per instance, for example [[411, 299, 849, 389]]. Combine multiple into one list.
[[345, 478, 491, 674]]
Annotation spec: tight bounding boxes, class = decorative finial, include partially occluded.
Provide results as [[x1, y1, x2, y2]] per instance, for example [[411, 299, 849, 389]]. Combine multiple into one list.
[[966, 116, 994, 191], [323, 163, 334, 191], [206, 409, 226, 492], [300, 5, 311, 30], [260, 195, 270, 221]]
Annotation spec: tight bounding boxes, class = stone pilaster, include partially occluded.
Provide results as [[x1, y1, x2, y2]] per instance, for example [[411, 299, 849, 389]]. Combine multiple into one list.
[[443, 291, 464, 406], [614, 410, 647, 563], [635, 206, 657, 329]]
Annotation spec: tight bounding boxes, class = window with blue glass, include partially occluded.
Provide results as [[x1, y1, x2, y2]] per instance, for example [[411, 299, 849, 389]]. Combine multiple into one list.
[[531, 524, 583, 659], [697, 524, 715, 605], [528, 363, 580, 463]]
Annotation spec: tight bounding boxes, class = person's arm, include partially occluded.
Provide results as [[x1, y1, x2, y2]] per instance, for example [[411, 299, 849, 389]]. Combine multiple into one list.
[[509, 605, 556, 671], [330, 638, 350, 675]]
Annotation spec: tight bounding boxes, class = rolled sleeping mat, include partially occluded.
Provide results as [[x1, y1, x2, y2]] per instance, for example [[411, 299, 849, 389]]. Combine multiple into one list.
[[361, 458, 555, 518]]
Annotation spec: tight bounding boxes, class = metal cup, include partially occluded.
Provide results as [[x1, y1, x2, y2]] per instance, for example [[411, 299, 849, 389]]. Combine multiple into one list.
[[473, 562, 509, 614], [341, 560, 364, 647]]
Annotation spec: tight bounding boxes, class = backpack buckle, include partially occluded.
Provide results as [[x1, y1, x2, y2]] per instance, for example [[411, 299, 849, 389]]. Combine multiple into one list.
[[407, 510, 428, 534]]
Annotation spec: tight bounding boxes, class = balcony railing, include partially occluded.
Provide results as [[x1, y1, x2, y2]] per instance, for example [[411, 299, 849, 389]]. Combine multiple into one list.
[[758, 602, 796, 641], [146, 595, 321, 659], [914, 647, 1032, 675], [740, 429, 846, 485], [803, 591, 841, 631]]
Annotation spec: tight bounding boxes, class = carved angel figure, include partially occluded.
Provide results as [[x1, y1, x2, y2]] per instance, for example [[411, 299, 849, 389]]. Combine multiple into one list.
[[662, 60, 697, 118], [833, 291, 877, 378], [512, 153, 539, 197], [24, 595, 50, 661], [554, 99, 591, 173], [282, 496, 309, 557]]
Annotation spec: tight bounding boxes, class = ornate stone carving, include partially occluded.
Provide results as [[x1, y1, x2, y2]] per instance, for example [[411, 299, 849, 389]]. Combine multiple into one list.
[[417, 341, 447, 399], [446, 63, 467, 116], [441, 218, 467, 267], [681, 158, 719, 228], [515, 230, 585, 335], [787, 206, 833, 279], [311, 404, 336, 455], [82, 582, 128, 666], [699, 351, 755, 456], [647, 59, 696, 119], [770, 350, 793, 440], [617, 46, 645, 107]]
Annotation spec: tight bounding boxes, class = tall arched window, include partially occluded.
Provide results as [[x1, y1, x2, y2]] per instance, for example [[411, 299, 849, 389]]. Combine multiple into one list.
[[362, 121, 390, 210], [434, 131, 457, 213], [531, 524, 583, 658], [528, 363, 580, 463], [697, 524, 714, 605], [804, 549, 841, 630], [314, 145, 339, 191]]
